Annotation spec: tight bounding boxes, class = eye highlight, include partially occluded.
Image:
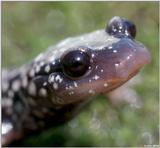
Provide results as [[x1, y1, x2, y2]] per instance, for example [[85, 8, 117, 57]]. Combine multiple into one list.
[[61, 49, 91, 78]]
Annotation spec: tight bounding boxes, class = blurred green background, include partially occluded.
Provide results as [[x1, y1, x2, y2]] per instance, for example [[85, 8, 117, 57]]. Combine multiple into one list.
[[2, 2, 159, 147]]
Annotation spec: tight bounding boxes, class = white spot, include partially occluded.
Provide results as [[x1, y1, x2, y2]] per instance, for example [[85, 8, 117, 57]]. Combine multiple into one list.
[[73, 82, 78, 88], [95, 65, 98, 69], [52, 61, 56, 65], [89, 79, 92, 83], [88, 66, 91, 70], [45, 65, 50, 73], [80, 48, 85, 52], [108, 46, 113, 49], [112, 26, 116, 31], [115, 63, 119, 67], [91, 54, 95, 58], [2, 80, 9, 92], [2, 98, 13, 107], [69, 91, 74, 95], [77, 57, 81, 61], [113, 50, 117, 53], [43, 82, 47, 86], [89, 89, 95, 94], [55, 75, 63, 83], [40, 61, 44, 66], [8, 90, 14, 97], [53, 83, 58, 90], [118, 30, 122, 33], [68, 85, 73, 90], [93, 75, 100, 80], [28, 82, 36, 96], [22, 77, 28, 88], [127, 56, 130, 60], [35, 65, 41, 73], [29, 69, 35, 77], [11, 80, 20, 92], [48, 75, 55, 83], [112, 26, 117, 32], [104, 83, 108, 87], [39, 88, 47, 97], [125, 30, 129, 36], [101, 69, 104, 73], [2, 122, 13, 135]]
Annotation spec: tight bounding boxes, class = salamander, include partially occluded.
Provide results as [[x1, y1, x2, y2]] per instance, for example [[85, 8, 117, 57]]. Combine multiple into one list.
[[2, 16, 151, 146]]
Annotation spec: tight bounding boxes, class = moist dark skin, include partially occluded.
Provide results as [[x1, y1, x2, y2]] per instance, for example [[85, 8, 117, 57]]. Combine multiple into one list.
[[2, 16, 151, 146]]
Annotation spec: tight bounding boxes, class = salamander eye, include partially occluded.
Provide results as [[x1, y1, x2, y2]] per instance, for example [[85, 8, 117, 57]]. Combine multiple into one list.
[[61, 50, 91, 78], [106, 16, 136, 38]]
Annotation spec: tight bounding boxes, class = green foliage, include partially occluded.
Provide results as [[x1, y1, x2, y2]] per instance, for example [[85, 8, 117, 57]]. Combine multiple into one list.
[[2, 1, 159, 146]]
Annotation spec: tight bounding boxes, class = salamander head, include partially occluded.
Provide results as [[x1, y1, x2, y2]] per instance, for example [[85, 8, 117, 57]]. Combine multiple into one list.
[[31, 16, 150, 106]]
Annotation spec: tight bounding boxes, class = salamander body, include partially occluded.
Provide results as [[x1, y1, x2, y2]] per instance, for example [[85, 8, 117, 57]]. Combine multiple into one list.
[[2, 17, 150, 145]]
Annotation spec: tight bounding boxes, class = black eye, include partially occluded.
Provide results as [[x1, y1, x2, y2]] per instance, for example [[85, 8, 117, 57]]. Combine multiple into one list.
[[61, 50, 91, 78], [106, 16, 136, 38]]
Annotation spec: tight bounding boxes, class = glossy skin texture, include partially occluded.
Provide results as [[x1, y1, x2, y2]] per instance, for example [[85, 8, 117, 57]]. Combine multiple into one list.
[[2, 16, 150, 146]]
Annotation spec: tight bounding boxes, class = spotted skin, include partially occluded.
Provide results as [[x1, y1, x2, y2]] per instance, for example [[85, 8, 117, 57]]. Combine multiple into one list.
[[2, 17, 150, 146]]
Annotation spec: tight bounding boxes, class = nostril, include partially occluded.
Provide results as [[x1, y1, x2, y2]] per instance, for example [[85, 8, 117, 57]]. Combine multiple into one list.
[[106, 16, 136, 39]]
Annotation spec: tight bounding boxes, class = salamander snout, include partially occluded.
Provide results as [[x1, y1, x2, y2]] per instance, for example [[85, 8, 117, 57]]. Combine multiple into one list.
[[107, 38, 151, 80], [106, 16, 136, 38]]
